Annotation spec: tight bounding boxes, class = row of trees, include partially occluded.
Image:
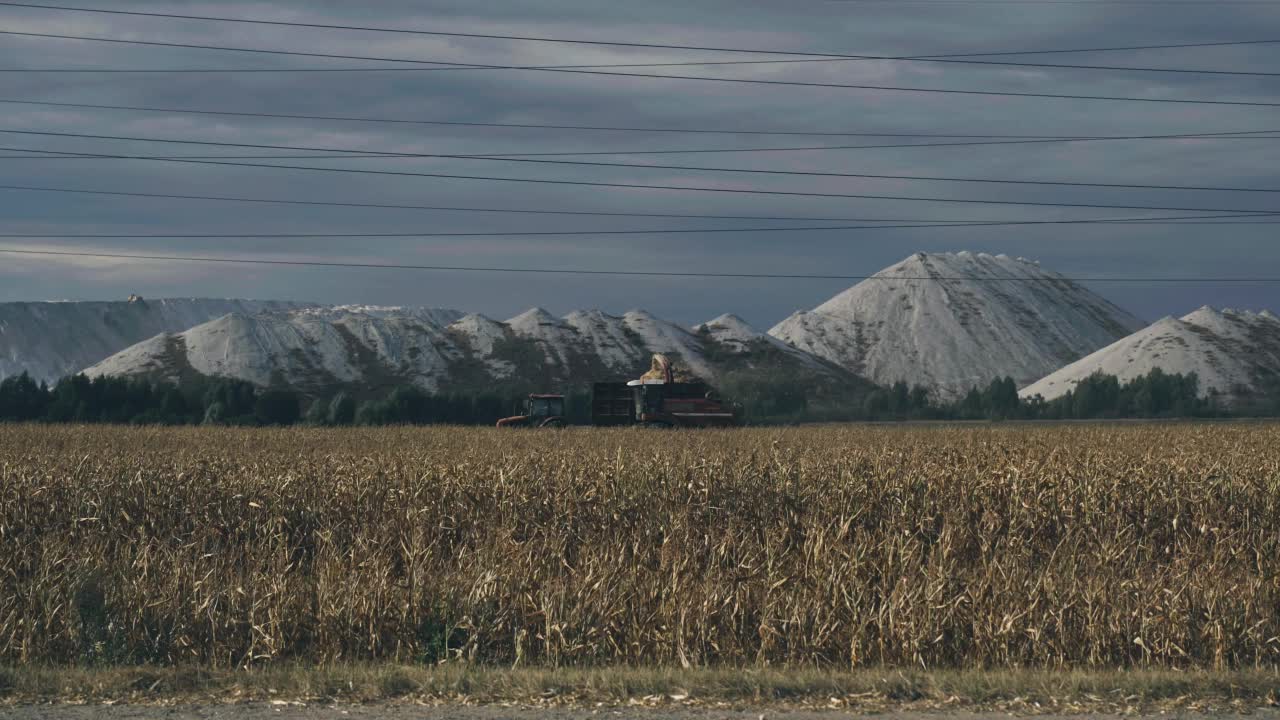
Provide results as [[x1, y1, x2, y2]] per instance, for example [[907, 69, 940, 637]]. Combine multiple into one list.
[[1, 368, 1274, 427], [0, 373, 544, 427], [722, 369, 1259, 424], [0, 373, 304, 426]]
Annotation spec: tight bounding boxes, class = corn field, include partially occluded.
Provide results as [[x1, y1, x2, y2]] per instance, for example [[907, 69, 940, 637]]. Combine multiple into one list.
[[2, 423, 1279, 669]]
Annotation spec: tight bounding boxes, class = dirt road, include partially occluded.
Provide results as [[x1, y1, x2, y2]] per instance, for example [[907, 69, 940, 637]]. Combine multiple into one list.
[[3, 707, 1276, 720]]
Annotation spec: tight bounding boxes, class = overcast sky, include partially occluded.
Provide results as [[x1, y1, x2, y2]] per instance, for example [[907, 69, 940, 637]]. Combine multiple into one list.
[[0, 0, 1277, 328]]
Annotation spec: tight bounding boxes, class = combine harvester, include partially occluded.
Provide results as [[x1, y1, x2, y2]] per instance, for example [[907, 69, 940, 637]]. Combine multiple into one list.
[[592, 354, 738, 429], [497, 354, 738, 428]]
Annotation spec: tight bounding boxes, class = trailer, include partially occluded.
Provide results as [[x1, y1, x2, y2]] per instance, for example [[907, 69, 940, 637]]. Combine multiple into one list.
[[502, 355, 739, 429], [591, 356, 737, 428]]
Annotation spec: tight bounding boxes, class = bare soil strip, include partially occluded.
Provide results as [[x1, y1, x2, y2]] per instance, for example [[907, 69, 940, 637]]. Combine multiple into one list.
[[1, 666, 1278, 712]]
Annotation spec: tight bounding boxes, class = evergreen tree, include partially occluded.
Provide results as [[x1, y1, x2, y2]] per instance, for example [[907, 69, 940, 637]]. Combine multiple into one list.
[[203, 401, 227, 425], [862, 388, 890, 419], [304, 398, 329, 426], [1071, 373, 1121, 418], [255, 389, 301, 426], [0, 372, 48, 421], [958, 387, 986, 420], [983, 377, 1020, 420], [908, 386, 932, 419], [203, 379, 258, 424], [887, 382, 911, 418], [354, 401, 382, 426], [159, 387, 190, 424], [328, 392, 356, 426]]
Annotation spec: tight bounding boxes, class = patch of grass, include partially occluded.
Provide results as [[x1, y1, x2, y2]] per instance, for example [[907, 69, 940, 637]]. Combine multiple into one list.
[[0, 666, 1277, 710], [377, 669, 420, 698]]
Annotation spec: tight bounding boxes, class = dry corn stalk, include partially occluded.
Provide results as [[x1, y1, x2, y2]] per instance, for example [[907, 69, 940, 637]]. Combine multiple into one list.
[[0, 423, 1277, 669]]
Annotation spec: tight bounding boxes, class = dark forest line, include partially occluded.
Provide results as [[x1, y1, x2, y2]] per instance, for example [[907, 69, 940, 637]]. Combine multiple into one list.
[[1, 366, 1276, 427]]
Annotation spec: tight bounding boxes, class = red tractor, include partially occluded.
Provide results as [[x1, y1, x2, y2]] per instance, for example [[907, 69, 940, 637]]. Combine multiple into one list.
[[496, 394, 567, 428]]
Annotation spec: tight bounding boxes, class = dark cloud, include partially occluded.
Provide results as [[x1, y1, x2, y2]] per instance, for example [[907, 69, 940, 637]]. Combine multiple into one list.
[[0, 0, 1276, 327]]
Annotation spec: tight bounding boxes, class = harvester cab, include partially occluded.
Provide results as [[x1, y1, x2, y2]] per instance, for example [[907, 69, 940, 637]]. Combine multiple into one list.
[[496, 394, 566, 428]]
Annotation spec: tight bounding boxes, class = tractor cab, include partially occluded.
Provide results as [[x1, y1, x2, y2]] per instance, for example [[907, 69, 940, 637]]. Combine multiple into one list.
[[527, 394, 565, 419], [497, 394, 566, 428]]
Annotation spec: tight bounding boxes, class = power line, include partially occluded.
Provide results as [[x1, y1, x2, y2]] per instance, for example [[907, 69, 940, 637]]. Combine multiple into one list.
[[11, 57, 1280, 75], [2, 1, 1276, 67], [377, 158, 1280, 194], [14, 135, 1280, 160], [0, 55, 928, 75], [5, 182, 1274, 225], [0, 99, 1099, 137], [822, 1, 1278, 4], [4, 247, 1277, 282], [6, 31, 1280, 108], [5, 28, 1280, 80], [7, 211, 1279, 239], [1, 64, 888, 74], [0, 182, 1028, 222], [8, 53, 1280, 78], [6, 142, 1276, 214], [0, 152, 478, 160], [3, 101, 1278, 153], [8, 129, 1280, 194], [6, 138, 1276, 161]]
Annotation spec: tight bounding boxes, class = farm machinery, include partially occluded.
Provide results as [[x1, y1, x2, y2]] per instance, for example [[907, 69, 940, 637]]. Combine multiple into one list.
[[495, 394, 567, 428], [592, 354, 738, 429], [497, 354, 738, 429]]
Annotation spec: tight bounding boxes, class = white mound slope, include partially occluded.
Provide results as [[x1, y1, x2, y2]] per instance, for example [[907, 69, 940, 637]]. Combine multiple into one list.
[[562, 309, 650, 370], [502, 307, 719, 379], [519, 308, 832, 380], [87, 306, 466, 392], [620, 310, 716, 380], [0, 297, 309, 384], [88, 303, 850, 392], [1021, 307, 1280, 403], [695, 313, 824, 365], [768, 252, 1145, 401], [695, 314, 775, 349]]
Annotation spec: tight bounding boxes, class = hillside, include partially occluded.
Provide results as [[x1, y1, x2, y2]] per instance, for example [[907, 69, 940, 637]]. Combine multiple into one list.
[[87, 307, 465, 395], [86, 305, 856, 399], [1021, 307, 1280, 404], [769, 252, 1146, 401], [0, 297, 309, 384]]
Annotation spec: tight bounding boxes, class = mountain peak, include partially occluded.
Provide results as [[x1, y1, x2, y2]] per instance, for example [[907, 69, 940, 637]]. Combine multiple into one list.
[[0, 298, 312, 384], [878, 251, 1049, 280], [703, 312, 751, 327], [506, 307, 561, 328], [450, 312, 504, 332], [695, 313, 759, 339], [623, 309, 660, 322], [1182, 306, 1278, 333], [1181, 305, 1223, 324], [1022, 305, 1280, 404], [769, 252, 1144, 400], [563, 308, 623, 326]]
